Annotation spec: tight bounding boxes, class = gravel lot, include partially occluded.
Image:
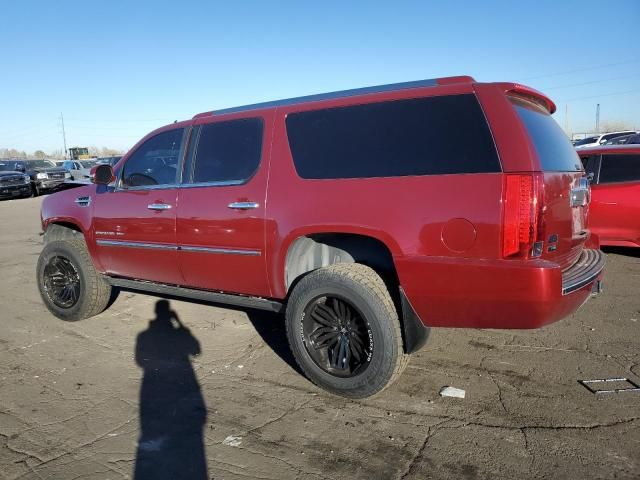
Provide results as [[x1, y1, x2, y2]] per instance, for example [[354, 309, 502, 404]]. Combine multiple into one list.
[[1, 195, 639, 480]]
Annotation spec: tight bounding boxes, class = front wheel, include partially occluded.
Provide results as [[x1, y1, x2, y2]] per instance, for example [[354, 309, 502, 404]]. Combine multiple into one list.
[[285, 263, 408, 398], [37, 235, 112, 321]]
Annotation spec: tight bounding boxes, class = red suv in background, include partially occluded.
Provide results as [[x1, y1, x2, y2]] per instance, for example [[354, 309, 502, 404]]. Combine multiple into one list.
[[578, 144, 640, 248], [37, 76, 604, 398]]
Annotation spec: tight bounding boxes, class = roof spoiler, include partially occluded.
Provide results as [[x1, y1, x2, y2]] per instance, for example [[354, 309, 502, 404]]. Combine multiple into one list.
[[499, 83, 557, 114]]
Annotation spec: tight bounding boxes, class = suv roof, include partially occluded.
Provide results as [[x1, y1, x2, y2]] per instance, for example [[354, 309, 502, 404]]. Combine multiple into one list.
[[576, 144, 640, 155], [194, 76, 478, 118]]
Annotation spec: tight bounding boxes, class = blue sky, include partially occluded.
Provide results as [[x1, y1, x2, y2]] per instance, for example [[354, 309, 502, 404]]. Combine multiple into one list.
[[1, 0, 639, 153]]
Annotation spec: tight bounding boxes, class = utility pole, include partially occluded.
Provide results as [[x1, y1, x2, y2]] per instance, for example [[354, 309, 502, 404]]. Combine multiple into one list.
[[595, 104, 600, 133], [60, 113, 68, 159]]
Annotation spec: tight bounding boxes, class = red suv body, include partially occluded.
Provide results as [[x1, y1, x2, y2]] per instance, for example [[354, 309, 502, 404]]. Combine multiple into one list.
[[578, 144, 640, 248], [38, 76, 605, 397]]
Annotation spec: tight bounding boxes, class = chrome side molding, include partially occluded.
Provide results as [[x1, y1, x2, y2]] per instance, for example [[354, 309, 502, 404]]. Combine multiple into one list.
[[181, 245, 261, 256], [96, 239, 261, 256], [96, 239, 177, 250]]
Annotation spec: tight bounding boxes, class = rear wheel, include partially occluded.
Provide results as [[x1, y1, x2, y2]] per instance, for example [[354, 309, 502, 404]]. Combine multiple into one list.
[[285, 263, 408, 398], [37, 233, 112, 321]]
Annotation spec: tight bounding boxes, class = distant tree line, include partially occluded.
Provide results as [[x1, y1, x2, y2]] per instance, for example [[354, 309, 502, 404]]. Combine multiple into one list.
[[0, 146, 125, 160]]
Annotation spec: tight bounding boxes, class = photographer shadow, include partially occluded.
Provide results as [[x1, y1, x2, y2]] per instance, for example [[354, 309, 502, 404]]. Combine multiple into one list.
[[134, 299, 208, 480]]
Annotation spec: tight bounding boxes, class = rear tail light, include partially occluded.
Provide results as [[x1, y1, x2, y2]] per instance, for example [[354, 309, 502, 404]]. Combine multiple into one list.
[[503, 174, 543, 258]]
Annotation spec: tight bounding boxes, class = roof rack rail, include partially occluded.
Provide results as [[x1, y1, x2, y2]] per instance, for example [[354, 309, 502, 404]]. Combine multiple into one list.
[[193, 76, 475, 118]]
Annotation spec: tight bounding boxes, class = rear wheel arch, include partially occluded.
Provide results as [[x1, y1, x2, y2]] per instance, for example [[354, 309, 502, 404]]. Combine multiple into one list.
[[283, 232, 398, 293], [281, 232, 429, 355]]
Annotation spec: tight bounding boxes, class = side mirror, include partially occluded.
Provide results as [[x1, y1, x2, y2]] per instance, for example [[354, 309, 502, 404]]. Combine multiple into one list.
[[91, 164, 115, 185], [586, 171, 595, 183]]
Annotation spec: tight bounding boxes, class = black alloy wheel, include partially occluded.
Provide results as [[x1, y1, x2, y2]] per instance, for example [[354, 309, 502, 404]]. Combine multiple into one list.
[[42, 255, 81, 308], [302, 295, 373, 377]]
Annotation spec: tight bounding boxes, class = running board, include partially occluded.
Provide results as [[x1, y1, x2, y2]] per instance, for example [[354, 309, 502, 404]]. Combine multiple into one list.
[[106, 277, 283, 313]]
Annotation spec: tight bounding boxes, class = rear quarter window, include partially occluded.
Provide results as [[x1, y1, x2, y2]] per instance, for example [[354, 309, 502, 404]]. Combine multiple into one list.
[[286, 94, 501, 179], [511, 97, 582, 172]]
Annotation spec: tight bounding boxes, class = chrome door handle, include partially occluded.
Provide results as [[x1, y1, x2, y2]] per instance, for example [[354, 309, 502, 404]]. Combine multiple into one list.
[[228, 201, 259, 210], [147, 203, 172, 211]]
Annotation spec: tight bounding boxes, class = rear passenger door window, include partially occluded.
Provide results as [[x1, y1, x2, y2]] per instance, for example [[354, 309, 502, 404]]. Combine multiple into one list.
[[121, 128, 185, 188], [189, 118, 263, 184], [285, 94, 501, 179], [598, 154, 640, 184]]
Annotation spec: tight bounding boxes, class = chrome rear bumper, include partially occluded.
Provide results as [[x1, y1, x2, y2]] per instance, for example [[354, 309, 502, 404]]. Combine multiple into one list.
[[562, 249, 606, 295]]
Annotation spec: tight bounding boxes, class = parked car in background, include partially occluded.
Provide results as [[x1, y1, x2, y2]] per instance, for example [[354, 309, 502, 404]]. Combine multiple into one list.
[[578, 145, 640, 248], [37, 76, 604, 398], [0, 161, 32, 199], [96, 156, 122, 166], [574, 131, 637, 149], [9, 159, 71, 196], [62, 159, 98, 181], [603, 133, 635, 145], [625, 132, 640, 144]]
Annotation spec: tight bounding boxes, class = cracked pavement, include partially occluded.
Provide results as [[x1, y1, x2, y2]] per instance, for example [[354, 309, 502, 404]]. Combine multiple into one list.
[[0, 196, 639, 479]]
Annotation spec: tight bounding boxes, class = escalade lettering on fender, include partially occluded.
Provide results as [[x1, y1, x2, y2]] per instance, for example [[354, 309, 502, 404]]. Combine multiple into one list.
[[37, 76, 605, 398]]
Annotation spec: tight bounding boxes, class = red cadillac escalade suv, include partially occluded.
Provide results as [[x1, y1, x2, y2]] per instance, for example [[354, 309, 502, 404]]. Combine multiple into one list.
[[37, 76, 605, 398]]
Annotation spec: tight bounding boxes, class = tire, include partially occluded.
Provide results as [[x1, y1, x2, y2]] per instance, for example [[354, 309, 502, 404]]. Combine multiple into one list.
[[31, 183, 39, 197], [36, 233, 112, 321], [285, 263, 408, 398]]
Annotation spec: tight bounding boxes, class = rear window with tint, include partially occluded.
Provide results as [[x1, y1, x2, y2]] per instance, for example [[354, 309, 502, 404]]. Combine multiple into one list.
[[511, 97, 582, 171], [286, 94, 500, 179], [599, 154, 640, 183]]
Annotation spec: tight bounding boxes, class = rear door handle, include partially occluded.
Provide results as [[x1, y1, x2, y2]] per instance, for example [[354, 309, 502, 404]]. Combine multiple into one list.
[[147, 203, 172, 211], [228, 201, 259, 210]]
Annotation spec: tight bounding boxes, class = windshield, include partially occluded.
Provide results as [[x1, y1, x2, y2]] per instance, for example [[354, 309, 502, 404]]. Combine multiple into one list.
[[24, 160, 56, 169], [510, 96, 582, 171], [574, 136, 599, 146], [79, 160, 97, 168], [0, 163, 18, 172]]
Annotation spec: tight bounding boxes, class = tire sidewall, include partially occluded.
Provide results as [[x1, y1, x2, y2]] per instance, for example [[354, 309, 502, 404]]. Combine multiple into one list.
[[37, 241, 90, 321], [287, 272, 399, 397]]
